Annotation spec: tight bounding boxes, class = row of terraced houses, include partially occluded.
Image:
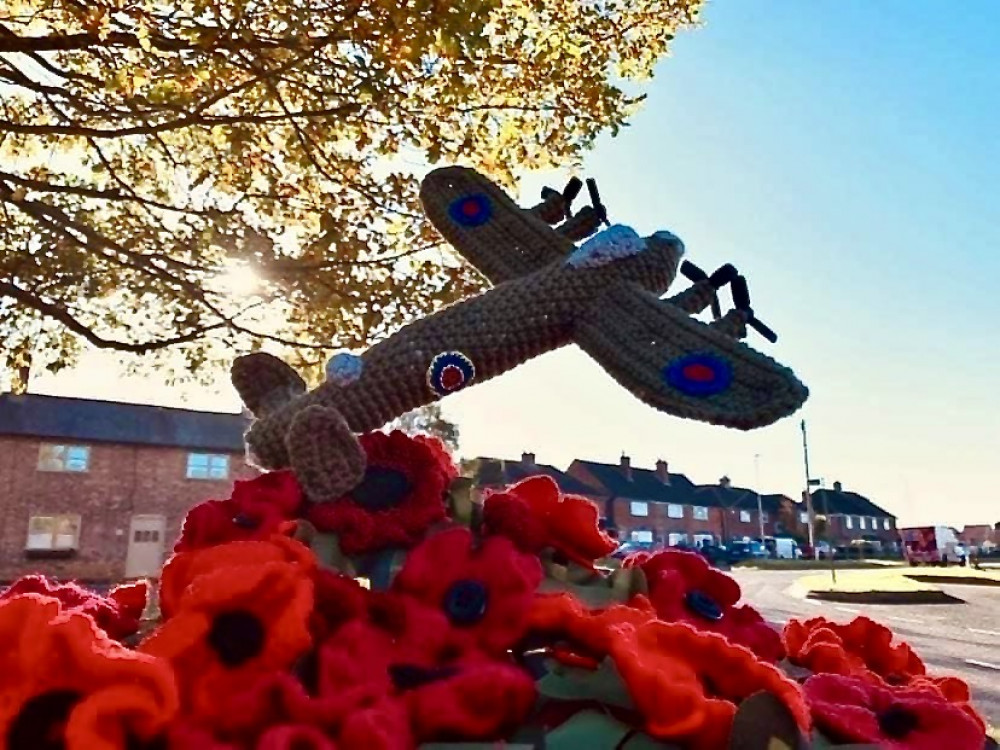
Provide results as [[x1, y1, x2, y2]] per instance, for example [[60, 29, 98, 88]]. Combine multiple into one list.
[[1, 393, 903, 583]]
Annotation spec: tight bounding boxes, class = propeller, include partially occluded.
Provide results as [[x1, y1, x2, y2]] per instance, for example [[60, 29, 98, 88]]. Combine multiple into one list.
[[731, 275, 778, 343], [541, 177, 584, 220], [679, 261, 738, 319]]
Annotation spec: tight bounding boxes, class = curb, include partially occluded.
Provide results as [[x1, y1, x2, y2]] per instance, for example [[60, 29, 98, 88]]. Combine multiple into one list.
[[904, 574, 1000, 588], [806, 589, 965, 605]]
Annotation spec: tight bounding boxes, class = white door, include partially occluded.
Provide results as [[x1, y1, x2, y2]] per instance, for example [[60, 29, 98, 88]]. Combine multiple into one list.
[[125, 514, 167, 579]]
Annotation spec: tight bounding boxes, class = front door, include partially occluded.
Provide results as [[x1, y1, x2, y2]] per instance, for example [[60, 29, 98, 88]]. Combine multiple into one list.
[[124, 514, 167, 579]]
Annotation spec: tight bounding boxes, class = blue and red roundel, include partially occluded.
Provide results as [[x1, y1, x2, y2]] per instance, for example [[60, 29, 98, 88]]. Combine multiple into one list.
[[427, 351, 476, 397], [663, 353, 733, 397], [447, 193, 492, 227]]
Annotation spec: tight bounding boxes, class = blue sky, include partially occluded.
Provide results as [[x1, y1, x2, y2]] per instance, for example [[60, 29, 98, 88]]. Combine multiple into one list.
[[38, 1, 1000, 526]]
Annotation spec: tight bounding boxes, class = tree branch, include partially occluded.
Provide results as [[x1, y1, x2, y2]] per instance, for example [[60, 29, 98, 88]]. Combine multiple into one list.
[[0, 30, 345, 55]]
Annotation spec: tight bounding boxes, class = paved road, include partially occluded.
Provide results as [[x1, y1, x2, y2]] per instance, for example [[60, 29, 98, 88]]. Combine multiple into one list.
[[730, 568, 1000, 725]]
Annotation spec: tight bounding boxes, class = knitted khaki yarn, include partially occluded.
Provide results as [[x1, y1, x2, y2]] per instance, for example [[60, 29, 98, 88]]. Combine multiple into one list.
[[232, 166, 809, 502]]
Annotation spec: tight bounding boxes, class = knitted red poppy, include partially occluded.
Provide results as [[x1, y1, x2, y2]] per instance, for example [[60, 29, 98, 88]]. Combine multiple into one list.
[[527, 592, 809, 750], [804, 673, 984, 750], [141, 540, 315, 723], [783, 615, 985, 731], [391, 526, 542, 654], [0, 575, 147, 640], [175, 470, 303, 552], [482, 475, 616, 567], [784, 615, 925, 683], [306, 431, 457, 556], [0, 593, 178, 750], [623, 549, 784, 662]]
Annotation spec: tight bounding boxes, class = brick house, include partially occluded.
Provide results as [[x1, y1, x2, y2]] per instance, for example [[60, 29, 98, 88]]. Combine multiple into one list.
[[463, 453, 603, 499], [959, 524, 997, 554], [693, 478, 798, 542], [0, 393, 255, 583], [807, 481, 898, 547], [567, 457, 724, 548]]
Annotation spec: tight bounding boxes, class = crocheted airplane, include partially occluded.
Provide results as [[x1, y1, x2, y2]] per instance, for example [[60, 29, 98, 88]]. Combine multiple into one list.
[[232, 167, 808, 502]]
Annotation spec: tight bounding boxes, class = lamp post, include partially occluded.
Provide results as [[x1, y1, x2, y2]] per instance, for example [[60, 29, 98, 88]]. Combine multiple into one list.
[[800, 420, 816, 555], [754, 454, 765, 543]]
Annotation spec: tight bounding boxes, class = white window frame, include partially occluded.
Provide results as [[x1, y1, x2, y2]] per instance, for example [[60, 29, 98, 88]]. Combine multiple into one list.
[[845, 516, 854, 529], [667, 532, 689, 546], [26, 514, 81, 551], [186, 452, 230, 480], [667, 504, 684, 519], [692, 506, 709, 521], [859, 517, 867, 530], [883, 518, 891, 530], [739, 510, 751, 523], [630, 530, 653, 544], [800, 511, 810, 524], [37, 444, 90, 473], [629, 501, 649, 517]]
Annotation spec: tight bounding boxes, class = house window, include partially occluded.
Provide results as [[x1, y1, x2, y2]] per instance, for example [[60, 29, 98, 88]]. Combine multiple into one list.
[[761, 511, 769, 523], [37, 444, 90, 472], [693, 506, 709, 521], [630, 501, 649, 517], [800, 511, 810, 524], [630, 530, 653, 544], [870, 517, 878, 530], [883, 518, 891, 530], [845, 516, 854, 529], [667, 504, 684, 519], [26, 515, 81, 551], [739, 510, 751, 523], [186, 453, 230, 480], [859, 517, 867, 530], [667, 533, 689, 546]]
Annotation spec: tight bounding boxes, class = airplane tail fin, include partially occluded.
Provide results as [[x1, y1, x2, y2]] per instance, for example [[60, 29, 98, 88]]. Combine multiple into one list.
[[574, 283, 808, 430]]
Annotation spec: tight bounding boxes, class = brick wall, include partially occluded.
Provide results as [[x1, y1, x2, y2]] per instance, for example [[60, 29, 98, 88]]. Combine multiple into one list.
[[0, 436, 256, 582], [609, 499, 726, 544]]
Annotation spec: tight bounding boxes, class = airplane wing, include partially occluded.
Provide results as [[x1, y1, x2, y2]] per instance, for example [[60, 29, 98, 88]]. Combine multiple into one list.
[[574, 282, 808, 430], [420, 166, 574, 285]]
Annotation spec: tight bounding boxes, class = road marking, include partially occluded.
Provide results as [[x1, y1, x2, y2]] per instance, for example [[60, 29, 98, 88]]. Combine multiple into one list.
[[964, 659, 1000, 671], [967, 628, 1000, 637], [881, 615, 924, 624]]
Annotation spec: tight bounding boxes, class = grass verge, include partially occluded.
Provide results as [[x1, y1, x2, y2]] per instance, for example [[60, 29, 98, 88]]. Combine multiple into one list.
[[903, 567, 1000, 587], [797, 569, 965, 605], [735, 559, 903, 571]]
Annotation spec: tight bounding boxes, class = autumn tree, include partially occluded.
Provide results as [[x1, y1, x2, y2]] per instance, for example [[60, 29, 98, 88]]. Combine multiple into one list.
[[391, 403, 459, 451], [0, 0, 703, 389]]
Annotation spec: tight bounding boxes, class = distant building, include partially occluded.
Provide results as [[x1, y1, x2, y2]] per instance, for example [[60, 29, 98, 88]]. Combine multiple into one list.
[[959, 524, 996, 553], [566, 457, 722, 547], [808, 481, 898, 546], [0, 393, 255, 583], [694, 478, 797, 541]]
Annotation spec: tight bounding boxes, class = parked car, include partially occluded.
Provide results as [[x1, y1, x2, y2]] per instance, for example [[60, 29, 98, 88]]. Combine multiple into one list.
[[726, 539, 768, 562]]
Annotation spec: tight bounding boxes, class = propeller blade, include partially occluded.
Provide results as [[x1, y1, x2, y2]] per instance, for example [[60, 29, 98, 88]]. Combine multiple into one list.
[[749, 318, 778, 344], [586, 178, 609, 226], [709, 297, 723, 320], [680, 260, 708, 283], [732, 275, 751, 310], [563, 177, 584, 205], [710, 263, 738, 287]]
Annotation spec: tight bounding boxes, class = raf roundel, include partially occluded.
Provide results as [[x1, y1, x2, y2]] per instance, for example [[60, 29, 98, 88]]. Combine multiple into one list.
[[427, 351, 476, 397], [447, 193, 492, 228], [663, 353, 733, 398]]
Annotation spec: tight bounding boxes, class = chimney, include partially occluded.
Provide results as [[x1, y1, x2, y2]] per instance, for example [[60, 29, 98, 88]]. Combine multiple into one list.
[[833, 481, 842, 492], [521, 452, 535, 466], [620, 454, 632, 480], [655, 459, 670, 483], [719, 476, 731, 489]]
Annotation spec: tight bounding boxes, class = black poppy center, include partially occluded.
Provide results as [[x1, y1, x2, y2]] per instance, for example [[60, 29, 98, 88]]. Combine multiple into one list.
[[878, 704, 919, 738], [7, 689, 80, 750], [388, 663, 460, 691], [685, 589, 724, 621], [207, 609, 266, 667], [232, 513, 258, 529], [350, 466, 412, 511], [442, 579, 489, 626]]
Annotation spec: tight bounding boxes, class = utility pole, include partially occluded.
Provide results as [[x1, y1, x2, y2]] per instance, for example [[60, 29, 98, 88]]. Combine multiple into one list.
[[754, 454, 765, 542], [801, 420, 817, 555]]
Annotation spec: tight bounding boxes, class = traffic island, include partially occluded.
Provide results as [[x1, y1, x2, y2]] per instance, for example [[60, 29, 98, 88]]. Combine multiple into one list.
[[903, 568, 1000, 588], [795, 570, 966, 605]]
